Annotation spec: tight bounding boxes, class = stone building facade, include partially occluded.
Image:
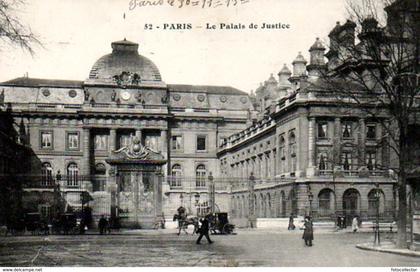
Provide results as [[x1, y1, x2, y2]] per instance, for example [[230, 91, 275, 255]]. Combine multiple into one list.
[[0, 39, 254, 228]]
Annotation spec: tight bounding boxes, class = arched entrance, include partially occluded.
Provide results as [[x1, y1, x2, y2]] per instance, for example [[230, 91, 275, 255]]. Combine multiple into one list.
[[342, 188, 361, 225]]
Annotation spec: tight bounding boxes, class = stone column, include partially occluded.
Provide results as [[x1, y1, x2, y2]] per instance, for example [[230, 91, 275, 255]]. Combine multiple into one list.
[[307, 117, 316, 176], [82, 128, 91, 175], [160, 129, 168, 175], [109, 128, 117, 152], [333, 117, 341, 165]]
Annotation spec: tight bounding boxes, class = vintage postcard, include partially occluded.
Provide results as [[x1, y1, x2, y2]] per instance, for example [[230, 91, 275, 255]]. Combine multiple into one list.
[[0, 0, 419, 269]]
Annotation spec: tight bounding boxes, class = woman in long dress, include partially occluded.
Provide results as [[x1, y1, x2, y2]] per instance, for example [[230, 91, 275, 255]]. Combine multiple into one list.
[[352, 216, 359, 233]]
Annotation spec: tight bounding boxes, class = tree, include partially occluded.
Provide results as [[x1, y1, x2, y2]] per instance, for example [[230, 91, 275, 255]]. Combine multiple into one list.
[[0, 0, 40, 54], [315, 0, 419, 248]]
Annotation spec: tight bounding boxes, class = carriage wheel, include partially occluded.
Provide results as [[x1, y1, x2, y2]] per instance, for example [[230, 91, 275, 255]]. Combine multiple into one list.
[[222, 224, 231, 234]]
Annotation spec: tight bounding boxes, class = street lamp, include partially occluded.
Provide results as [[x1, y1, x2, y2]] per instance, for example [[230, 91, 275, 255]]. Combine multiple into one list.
[[308, 190, 314, 218], [374, 183, 381, 246], [180, 193, 184, 207], [208, 172, 215, 214]]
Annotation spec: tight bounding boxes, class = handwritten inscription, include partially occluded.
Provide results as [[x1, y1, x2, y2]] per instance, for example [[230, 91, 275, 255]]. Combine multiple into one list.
[[129, 0, 252, 10]]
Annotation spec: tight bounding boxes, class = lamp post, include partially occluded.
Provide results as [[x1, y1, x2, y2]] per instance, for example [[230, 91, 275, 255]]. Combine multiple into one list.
[[374, 185, 381, 246], [208, 172, 215, 214], [180, 193, 184, 207], [308, 190, 314, 218], [248, 173, 256, 228], [54, 171, 62, 216], [194, 193, 200, 216]]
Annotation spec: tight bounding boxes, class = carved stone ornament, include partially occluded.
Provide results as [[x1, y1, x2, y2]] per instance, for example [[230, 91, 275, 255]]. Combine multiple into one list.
[[220, 96, 227, 103], [112, 136, 161, 160], [68, 89, 77, 98], [172, 94, 181, 101], [240, 96, 248, 104], [42, 88, 50, 97], [197, 94, 205, 102], [113, 71, 141, 87]]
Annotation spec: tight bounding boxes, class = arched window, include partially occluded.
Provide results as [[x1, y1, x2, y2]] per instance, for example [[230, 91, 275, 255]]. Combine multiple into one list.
[[195, 164, 206, 188], [289, 132, 297, 173], [67, 163, 79, 187], [279, 136, 286, 174], [170, 164, 182, 187], [41, 162, 53, 187], [318, 189, 334, 216]]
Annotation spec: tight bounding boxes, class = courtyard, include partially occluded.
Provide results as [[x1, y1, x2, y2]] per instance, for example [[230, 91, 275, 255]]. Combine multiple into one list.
[[0, 229, 419, 267]]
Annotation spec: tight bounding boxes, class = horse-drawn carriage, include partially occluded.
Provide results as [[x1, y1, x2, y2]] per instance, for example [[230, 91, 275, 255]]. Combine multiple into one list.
[[209, 212, 235, 235]]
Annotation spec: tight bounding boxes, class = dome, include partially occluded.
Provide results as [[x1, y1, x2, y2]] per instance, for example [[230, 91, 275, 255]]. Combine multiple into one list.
[[292, 52, 307, 65], [88, 39, 162, 82], [309, 37, 325, 51], [278, 64, 292, 76]]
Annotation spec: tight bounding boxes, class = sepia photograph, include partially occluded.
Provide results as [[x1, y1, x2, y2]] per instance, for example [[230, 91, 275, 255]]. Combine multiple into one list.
[[0, 0, 419, 269]]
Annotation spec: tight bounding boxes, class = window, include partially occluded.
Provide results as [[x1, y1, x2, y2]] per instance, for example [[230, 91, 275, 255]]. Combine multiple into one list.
[[341, 152, 352, 171], [67, 163, 79, 187], [145, 135, 159, 151], [197, 201, 210, 217], [279, 136, 285, 158], [318, 153, 327, 170], [196, 135, 207, 151], [289, 132, 296, 157], [366, 151, 376, 170], [39, 204, 51, 220], [95, 135, 107, 150], [67, 132, 80, 150], [196, 164, 206, 187], [41, 162, 53, 187], [342, 123, 352, 138], [119, 135, 132, 148], [40, 131, 53, 149], [171, 135, 183, 151], [170, 164, 182, 187], [317, 122, 328, 138], [366, 124, 376, 139]]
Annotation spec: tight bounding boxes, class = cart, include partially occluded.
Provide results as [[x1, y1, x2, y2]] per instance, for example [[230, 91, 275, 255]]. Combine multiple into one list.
[[209, 212, 235, 235]]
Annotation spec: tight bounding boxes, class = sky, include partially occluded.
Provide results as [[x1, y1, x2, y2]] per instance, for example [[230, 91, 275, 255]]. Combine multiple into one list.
[[0, 0, 353, 93]]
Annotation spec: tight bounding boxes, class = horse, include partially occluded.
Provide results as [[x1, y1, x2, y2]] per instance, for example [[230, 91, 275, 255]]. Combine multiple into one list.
[[173, 214, 199, 235]]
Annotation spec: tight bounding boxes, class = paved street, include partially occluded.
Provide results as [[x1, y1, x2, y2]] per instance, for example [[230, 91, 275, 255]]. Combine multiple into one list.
[[0, 229, 419, 267]]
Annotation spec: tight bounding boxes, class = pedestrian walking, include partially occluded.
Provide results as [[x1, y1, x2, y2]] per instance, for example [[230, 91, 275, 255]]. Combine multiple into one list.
[[302, 216, 313, 247], [288, 214, 295, 230], [98, 215, 107, 235], [352, 216, 359, 233], [196, 216, 213, 244]]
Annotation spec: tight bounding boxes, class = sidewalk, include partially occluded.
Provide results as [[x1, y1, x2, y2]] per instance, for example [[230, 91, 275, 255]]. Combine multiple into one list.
[[356, 241, 420, 258]]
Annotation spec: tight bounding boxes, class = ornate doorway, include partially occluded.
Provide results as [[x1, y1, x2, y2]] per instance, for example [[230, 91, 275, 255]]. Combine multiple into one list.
[[107, 136, 166, 229]]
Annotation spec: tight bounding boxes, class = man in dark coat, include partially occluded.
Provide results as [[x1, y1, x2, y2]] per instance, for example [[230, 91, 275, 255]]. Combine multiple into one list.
[[288, 214, 295, 230], [98, 215, 107, 235], [302, 216, 314, 246], [196, 216, 213, 244]]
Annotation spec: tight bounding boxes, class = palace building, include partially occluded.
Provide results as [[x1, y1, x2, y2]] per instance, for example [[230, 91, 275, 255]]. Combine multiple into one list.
[[1, 0, 418, 230], [0, 39, 254, 228]]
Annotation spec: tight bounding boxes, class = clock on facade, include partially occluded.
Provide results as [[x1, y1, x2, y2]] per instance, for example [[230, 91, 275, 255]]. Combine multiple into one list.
[[120, 91, 131, 101]]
